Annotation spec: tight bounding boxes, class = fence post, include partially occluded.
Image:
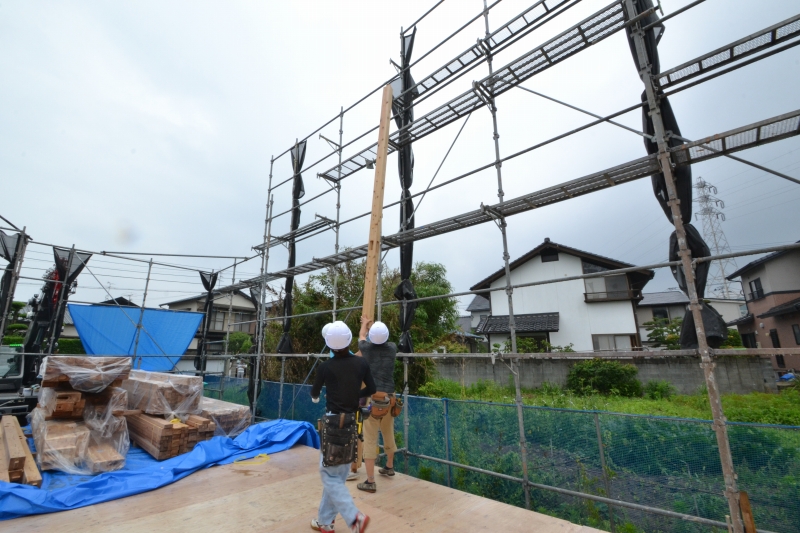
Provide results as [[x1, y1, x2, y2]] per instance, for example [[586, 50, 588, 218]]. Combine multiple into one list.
[[278, 356, 286, 419], [291, 383, 296, 420], [512, 358, 532, 510], [403, 357, 410, 474], [443, 398, 452, 487], [594, 413, 617, 533]]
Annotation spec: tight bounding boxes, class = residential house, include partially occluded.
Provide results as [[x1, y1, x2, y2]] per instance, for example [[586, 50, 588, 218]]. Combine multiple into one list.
[[635, 291, 747, 347], [465, 295, 490, 330], [469, 238, 654, 352], [162, 290, 259, 355], [726, 243, 800, 371]]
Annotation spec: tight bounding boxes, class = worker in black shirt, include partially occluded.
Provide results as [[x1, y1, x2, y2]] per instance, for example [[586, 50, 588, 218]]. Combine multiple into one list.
[[310, 321, 375, 533]]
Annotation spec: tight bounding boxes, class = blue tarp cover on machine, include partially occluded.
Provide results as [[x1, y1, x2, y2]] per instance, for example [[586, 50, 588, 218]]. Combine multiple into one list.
[[67, 304, 203, 371], [0, 419, 319, 521]]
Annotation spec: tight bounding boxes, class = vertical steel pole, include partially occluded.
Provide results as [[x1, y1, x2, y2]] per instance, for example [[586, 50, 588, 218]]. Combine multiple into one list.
[[482, 0, 530, 510], [252, 158, 275, 425], [48, 245, 75, 355], [332, 107, 344, 321], [443, 397, 452, 487], [403, 356, 410, 474], [623, 2, 742, 531], [132, 258, 153, 369], [0, 227, 27, 341], [224, 262, 237, 355], [594, 413, 617, 533], [278, 356, 286, 418]]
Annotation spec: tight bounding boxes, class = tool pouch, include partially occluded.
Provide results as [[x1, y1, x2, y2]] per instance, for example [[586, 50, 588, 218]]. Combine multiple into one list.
[[370, 392, 394, 420], [390, 396, 403, 418], [320, 413, 358, 467]]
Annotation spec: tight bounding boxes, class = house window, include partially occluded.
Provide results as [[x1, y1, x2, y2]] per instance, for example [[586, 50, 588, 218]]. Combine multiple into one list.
[[793, 324, 800, 345], [739, 304, 747, 317], [592, 334, 633, 351], [233, 312, 255, 332], [769, 329, 781, 349], [776, 354, 786, 369], [211, 310, 225, 331], [652, 307, 670, 321], [748, 278, 764, 300], [541, 250, 559, 262], [741, 333, 757, 348], [585, 275, 630, 300]]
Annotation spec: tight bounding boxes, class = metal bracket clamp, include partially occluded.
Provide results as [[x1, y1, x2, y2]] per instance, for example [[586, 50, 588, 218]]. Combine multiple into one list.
[[472, 81, 493, 108], [314, 213, 338, 229], [477, 37, 493, 59], [317, 172, 340, 185]]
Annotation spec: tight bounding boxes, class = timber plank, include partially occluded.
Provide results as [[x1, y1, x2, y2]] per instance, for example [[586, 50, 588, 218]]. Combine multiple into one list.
[[2, 416, 26, 471]]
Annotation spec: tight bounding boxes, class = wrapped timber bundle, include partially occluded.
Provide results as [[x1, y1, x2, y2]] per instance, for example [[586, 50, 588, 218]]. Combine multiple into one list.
[[199, 397, 251, 437], [1, 415, 43, 487], [127, 413, 215, 460], [30, 356, 134, 475], [122, 370, 202, 416], [40, 356, 131, 393]]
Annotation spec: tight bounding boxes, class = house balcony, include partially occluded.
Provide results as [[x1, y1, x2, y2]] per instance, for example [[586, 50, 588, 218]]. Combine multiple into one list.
[[746, 289, 765, 302], [584, 289, 643, 303]]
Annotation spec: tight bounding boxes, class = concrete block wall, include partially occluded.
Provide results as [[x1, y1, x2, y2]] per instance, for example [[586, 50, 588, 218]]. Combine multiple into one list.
[[434, 355, 777, 395]]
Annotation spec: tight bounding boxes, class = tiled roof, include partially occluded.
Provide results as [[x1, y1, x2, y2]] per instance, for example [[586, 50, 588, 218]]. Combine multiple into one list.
[[470, 239, 654, 291], [638, 291, 690, 307], [475, 313, 559, 334], [725, 313, 754, 327], [758, 296, 800, 319], [466, 295, 490, 312]]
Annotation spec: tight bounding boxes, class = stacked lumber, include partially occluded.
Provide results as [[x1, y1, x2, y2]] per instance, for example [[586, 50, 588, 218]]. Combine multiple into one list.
[[199, 397, 251, 437], [41, 356, 131, 392], [30, 356, 134, 475], [122, 371, 202, 416], [127, 413, 215, 460], [1, 415, 43, 487], [38, 388, 86, 419]]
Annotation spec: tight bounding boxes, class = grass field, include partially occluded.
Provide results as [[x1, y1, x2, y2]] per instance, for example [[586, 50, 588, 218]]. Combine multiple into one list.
[[418, 379, 800, 426]]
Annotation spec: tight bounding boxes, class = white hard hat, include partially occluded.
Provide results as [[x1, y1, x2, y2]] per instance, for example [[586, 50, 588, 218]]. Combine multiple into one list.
[[325, 321, 353, 350], [321, 322, 333, 339], [368, 321, 390, 344]]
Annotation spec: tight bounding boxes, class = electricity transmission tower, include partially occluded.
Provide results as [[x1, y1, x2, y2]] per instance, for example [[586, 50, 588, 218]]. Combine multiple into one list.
[[694, 177, 741, 299]]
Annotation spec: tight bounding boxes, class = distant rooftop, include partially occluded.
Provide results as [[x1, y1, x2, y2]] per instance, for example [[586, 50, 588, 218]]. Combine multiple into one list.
[[476, 313, 559, 334], [466, 295, 490, 312], [638, 291, 690, 307]]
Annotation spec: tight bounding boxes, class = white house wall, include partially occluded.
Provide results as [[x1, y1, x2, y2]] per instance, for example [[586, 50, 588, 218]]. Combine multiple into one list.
[[488, 252, 637, 351]]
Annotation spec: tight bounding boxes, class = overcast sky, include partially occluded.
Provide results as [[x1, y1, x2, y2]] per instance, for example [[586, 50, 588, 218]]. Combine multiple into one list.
[[2, 0, 799, 316]]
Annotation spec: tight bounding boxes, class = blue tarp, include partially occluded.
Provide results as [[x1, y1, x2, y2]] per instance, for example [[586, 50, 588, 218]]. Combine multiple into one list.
[[67, 304, 203, 371], [0, 419, 319, 520]]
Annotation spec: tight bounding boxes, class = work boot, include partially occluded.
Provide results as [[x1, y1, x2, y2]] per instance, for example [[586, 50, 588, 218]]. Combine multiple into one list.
[[357, 479, 376, 493], [378, 466, 395, 476]]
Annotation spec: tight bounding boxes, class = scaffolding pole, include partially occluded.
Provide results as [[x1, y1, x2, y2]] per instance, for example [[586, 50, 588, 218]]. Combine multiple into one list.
[[481, 0, 530, 511], [333, 107, 344, 321], [624, 1, 743, 531], [47, 245, 75, 355], [132, 258, 153, 369], [253, 156, 275, 424]]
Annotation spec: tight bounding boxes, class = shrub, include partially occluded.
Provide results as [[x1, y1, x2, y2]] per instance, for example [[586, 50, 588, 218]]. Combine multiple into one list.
[[2, 335, 24, 346], [643, 380, 676, 400], [5, 323, 28, 332], [418, 378, 463, 399], [566, 358, 642, 397], [227, 332, 252, 354], [57, 338, 86, 354]]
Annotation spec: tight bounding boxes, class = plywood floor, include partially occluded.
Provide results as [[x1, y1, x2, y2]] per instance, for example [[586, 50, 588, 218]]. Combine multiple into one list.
[[6, 445, 601, 533]]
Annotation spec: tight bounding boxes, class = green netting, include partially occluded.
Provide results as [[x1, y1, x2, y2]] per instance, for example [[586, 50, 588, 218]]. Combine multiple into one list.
[[206, 378, 800, 533]]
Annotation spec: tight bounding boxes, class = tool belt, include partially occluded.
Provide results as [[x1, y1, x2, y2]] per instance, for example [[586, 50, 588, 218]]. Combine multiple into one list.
[[319, 412, 359, 467], [370, 392, 398, 420]]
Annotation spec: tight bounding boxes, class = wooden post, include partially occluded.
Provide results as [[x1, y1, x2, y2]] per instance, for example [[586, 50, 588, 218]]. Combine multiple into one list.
[[361, 84, 393, 322], [739, 491, 757, 533]]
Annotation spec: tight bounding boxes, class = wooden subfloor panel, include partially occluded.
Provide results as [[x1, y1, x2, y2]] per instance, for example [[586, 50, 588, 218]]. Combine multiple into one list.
[[5, 445, 601, 533]]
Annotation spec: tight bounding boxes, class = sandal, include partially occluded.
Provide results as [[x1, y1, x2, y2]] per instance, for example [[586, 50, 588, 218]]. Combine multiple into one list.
[[378, 466, 395, 476], [357, 479, 377, 493]]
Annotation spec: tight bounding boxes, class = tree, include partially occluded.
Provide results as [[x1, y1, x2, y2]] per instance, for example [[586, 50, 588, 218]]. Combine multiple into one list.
[[10, 301, 26, 322], [227, 331, 252, 354], [720, 328, 743, 348], [643, 317, 682, 350]]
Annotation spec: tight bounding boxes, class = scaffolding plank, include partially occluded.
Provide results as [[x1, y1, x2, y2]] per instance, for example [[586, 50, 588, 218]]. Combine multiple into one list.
[[656, 14, 800, 89], [235, 110, 800, 290]]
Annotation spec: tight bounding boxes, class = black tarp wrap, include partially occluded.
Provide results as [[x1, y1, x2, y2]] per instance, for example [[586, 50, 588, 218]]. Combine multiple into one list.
[[0, 231, 22, 333], [626, 0, 715, 349], [24, 247, 91, 354], [197, 271, 219, 361], [277, 141, 307, 354], [391, 29, 419, 353]]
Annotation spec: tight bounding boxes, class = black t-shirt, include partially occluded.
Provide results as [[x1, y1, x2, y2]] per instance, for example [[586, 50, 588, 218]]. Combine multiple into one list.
[[311, 353, 376, 414], [358, 340, 397, 393]]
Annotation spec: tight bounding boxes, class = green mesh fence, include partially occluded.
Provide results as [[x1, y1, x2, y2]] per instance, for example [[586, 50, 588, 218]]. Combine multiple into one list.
[[207, 378, 799, 533]]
